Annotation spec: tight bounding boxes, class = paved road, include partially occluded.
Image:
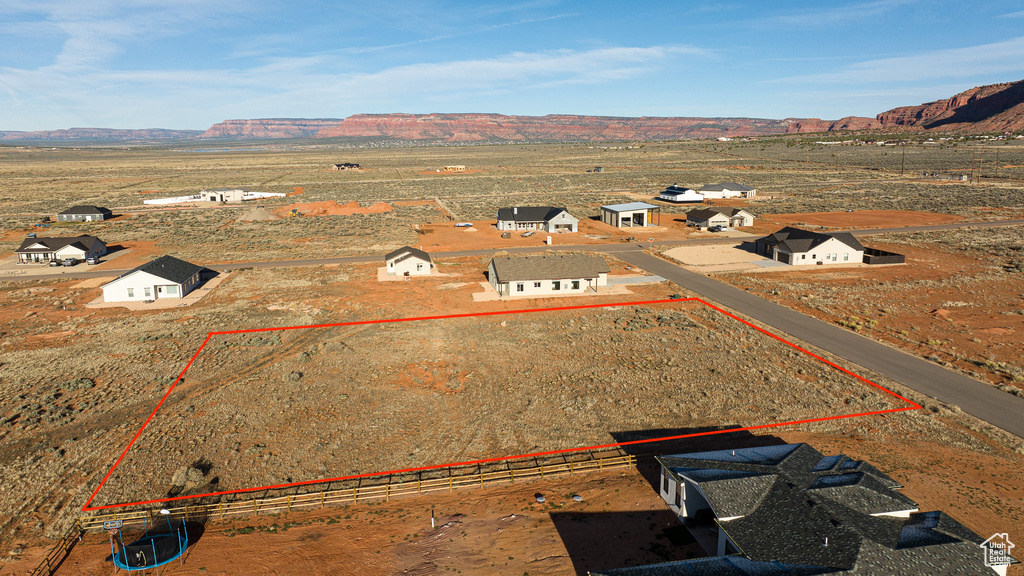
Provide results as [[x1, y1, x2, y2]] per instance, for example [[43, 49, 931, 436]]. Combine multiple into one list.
[[613, 248, 1024, 439]]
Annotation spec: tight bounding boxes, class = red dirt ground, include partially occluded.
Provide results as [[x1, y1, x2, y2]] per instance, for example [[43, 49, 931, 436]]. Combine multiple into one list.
[[272, 201, 393, 218]]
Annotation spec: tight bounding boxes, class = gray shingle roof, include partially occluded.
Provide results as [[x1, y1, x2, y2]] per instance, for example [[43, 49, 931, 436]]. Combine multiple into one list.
[[489, 254, 609, 283], [16, 235, 105, 254], [496, 206, 570, 223], [58, 205, 111, 215], [757, 227, 864, 254], [385, 246, 432, 265], [123, 255, 204, 284], [650, 444, 1006, 575]]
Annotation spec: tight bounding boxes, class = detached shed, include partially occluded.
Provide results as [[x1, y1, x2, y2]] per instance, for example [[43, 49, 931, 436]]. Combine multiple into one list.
[[600, 202, 661, 228]]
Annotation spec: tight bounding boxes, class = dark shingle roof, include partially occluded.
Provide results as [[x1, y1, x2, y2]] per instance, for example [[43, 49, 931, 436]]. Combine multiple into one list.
[[123, 255, 204, 284], [496, 206, 570, 223], [650, 444, 1004, 575], [591, 555, 831, 575], [385, 246, 432, 265], [16, 235, 105, 254], [58, 205, 111, 215], [757, 227, 864, 254], [489, 254, 609, 283]]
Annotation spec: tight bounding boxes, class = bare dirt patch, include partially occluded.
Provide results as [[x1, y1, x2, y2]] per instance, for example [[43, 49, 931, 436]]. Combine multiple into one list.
[[272, 201, 393, 218]]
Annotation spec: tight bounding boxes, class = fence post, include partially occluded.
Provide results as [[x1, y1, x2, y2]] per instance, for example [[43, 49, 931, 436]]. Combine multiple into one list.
[[321, 491, 325, 509]]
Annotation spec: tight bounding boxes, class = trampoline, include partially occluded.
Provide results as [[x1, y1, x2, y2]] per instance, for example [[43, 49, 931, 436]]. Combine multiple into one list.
[[110, 515, 188, 573]]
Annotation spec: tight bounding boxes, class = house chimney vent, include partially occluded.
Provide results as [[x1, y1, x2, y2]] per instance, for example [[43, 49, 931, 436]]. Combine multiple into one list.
[[513, 207, 517, 215]]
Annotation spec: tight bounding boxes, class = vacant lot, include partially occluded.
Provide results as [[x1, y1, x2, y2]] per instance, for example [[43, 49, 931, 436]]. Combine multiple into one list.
[[2, 139, 1024, 574]]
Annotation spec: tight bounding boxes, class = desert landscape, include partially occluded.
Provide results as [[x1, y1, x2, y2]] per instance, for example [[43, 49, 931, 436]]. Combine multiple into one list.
[[1, 131, 1024, 575]]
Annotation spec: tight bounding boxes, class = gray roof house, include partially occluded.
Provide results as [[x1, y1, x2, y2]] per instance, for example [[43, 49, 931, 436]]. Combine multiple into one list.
[[101, 255, 205, 303], [686, 207, 755, 228], [385, 246, 433, 276], [600, 202, 661, 228], [590, 443, 1013, 575], [755, 227, 865, 266], [659, 184, 704, 203], [15, 235, 107, 263], [56, 205, 112, 222], [496, 206, 578, 233], [487, 254, 609, 297]]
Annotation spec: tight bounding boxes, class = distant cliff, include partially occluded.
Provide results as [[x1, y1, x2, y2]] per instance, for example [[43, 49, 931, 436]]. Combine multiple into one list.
[[312, 113, 792, 142], [200, 118, 344, 139], [875, 79, 1024, 132], [0, 127, 202, 141], [3, 80, 1023, 143]]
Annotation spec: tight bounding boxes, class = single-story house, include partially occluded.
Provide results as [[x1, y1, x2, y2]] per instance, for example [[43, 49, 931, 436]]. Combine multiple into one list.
[[596, 443, 1013, 576], [496, 207, 578, 233], [600, 202, 661, 228], [101, 255, 205, 302], [56, 205, 112, 222], [15, 235, 107, 263], [659, 184, 703, 203], [201, 188, 249, 202], [686, 207, 755, 228], [699, 182, 757, 199], [487, 254, 609, 297], [443, 165, 466, 172], [755, 226, 864, 265], [385, 246, 433, 276], [331, 163, 361, 170]]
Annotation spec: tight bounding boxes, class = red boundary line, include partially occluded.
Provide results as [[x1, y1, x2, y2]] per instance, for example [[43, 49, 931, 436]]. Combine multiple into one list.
[[83, 298, 922, 512]]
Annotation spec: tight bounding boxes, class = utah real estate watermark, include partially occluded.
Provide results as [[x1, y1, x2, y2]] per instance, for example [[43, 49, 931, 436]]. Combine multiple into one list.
[[981, 533, 1015, 568]]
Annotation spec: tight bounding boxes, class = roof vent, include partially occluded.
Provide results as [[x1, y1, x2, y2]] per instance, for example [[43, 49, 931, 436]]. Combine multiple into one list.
[[513, 207, 517, 214]]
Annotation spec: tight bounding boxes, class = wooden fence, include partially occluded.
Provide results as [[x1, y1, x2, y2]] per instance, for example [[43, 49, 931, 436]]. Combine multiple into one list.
[[78, 451, 636, 531], [27, 521, 83, 576]]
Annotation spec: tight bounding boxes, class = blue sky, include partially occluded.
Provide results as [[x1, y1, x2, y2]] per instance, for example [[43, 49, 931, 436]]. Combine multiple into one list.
[[2, 0, 1024, 130]]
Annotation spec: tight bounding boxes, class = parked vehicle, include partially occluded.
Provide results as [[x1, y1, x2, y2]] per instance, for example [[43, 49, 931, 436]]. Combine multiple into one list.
[[26, 232, 36, 238], [61, 258, 78, 267], [48, 260, 61, 267], [86, 256, 99, 265], [521, 231, 536, 238]]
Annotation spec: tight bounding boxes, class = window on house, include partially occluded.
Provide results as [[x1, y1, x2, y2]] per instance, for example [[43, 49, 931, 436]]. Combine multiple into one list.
[[143, 287, 151, 298], [844, 253, 849, 261], [801, 255, 806, 260], [572, 280, 580, 289], [416, 263, 423, 271], [552, 281, 561, 290], [533, 282, 541, 288], [663, 475, 670, 493], [127, 288, 134, 298], [166, 285, 178, 295], [516, 283, 524, 292]]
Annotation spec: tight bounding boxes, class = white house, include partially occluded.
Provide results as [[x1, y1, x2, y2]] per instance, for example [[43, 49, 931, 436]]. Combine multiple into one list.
[[101, 255, 205, 302], [15, 235, 107, 263], [599, 202, 661, 228], [487, 254, 608, 297], [385, 246, 433, 276], [495, 207, 578, 232], [699, 182, 757, 199], [659, 184, 703, 203], [756, 227, 864, 265], [686, 207, 755, 228], [56, 205, 112, 222]]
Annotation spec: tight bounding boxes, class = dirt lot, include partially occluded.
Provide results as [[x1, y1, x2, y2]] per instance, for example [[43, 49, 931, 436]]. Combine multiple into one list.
[[2, 140, 1024, 575], [755, 209, 966, 232]]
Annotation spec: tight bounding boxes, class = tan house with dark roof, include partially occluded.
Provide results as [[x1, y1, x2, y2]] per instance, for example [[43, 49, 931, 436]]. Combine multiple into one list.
[[15, 235, 107, 263], [487, 254, 609, 297]]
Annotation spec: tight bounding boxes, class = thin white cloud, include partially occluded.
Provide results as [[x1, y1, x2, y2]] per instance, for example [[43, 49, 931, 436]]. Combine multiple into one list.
[[775, 36, 1024, 84], [759, 0, 915, 28], [999, 10, 1024, 18], [0, 44, 701, 128]]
